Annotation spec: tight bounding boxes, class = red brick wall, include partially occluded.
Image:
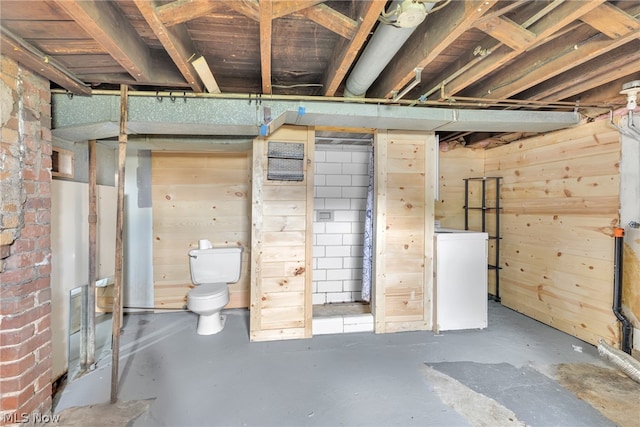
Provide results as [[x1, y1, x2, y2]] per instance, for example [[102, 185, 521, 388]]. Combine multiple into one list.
[[0, 56, 53, 423]]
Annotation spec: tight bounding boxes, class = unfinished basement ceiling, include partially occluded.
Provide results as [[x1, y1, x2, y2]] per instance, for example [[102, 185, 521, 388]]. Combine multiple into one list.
[[2, 0, 639, 145]]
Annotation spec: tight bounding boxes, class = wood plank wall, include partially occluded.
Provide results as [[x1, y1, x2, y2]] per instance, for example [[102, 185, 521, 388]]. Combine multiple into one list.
[[484, 121, 620, 346], [151, 151, 252, 310], [374, 131, 436, 333], [435, 146, 484, 229], [250, 126, 314, 341]]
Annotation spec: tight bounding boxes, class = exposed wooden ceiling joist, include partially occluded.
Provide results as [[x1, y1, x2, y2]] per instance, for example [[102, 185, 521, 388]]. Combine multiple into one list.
[[272, 0, 325, 19], [155, 0, 223, 27], [55, 0, 155, 83], [579, 1, 640, 39], [437, 0, 605, 100], [368, 0, 499, 99], [133, 0, 204, 93], [0, 26, 91, 95], [467, 4, 640, 99], [227, 0, 260, 21], [523, 41, 640, 102], [322, 0, 386, 96], [475, 16, 535, 51], [260, 0, 273, 94], [296, 4, 356, 40]]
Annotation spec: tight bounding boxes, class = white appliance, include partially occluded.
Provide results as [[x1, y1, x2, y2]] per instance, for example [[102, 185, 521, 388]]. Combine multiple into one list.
[[434, 228, 488, 332]]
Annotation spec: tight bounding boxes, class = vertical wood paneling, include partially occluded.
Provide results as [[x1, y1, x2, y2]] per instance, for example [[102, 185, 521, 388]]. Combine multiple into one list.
[[485, 121, 620, 346], [250, 126, 314, 341], [152, 151, 252, 310], [374, 130, 435, 333]]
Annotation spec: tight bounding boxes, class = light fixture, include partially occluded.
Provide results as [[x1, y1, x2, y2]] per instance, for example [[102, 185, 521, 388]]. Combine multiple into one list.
[[620, 80, 640, 110], [191, 56, 221, 94]]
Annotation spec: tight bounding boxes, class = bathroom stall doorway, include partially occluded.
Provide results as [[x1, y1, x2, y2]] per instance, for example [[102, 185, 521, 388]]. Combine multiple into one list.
[[312, 131, 375, 334]]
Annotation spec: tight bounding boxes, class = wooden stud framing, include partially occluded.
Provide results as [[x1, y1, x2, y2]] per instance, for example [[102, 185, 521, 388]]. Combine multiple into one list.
[[111, 85, 128, 404]]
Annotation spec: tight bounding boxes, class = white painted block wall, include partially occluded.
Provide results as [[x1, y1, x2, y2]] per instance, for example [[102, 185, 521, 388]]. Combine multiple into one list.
[[313, 145, 371, 305]]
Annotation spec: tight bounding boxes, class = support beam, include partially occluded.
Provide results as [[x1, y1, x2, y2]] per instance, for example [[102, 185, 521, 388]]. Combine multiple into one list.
[[296, 4, 356, 40], [56, 0, 155, 83], [227, 0, 260, 21], [436, 0, 605, 100], [272, 0, 325, 18], [322, 0, 386, 96], [468, 10, 640, 100], [0, 27, 91, 95], [111, 85, 128, 404], [260, 0, 273, 94], [87, 139, 97, 370], [475, 16, 535, 51], [134, 0, 204, 93], [580, 2, 640, 39], [156, 0, 223, 27]]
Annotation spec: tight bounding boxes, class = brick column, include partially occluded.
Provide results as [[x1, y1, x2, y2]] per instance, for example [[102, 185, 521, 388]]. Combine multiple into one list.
[[0, 56, 53, 423]]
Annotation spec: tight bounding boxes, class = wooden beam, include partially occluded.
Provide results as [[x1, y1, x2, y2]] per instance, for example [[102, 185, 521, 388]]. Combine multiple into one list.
[[580, 2, 640, 39], [522, 41, 640, 103], [260, 0, 273, 94], [55, 0, 155, 83], [227, 0, 260, 21], [0, 27, 91, 95], [322, 0, 386, 96], [86, 139, 97, 370], [475, 16, 535, 51], [156, 0, 222, 27], [111, 84, 128, 404], [468, 17, 640, 100], [368, 0, 498, 99], [272, 0, 325, 19], [437, 0, 605, 100], [134, 0, 204, 93], [296, 4, 356, 40]]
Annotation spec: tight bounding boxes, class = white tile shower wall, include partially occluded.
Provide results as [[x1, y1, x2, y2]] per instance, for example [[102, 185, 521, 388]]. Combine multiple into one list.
[[313, 145, 371, 304]]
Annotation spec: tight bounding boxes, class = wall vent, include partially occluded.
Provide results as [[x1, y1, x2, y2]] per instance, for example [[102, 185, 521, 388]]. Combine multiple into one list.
[[267, 141, 304, 181]]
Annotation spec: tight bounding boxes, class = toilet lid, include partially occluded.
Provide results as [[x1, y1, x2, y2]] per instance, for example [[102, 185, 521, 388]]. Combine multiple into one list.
[[189, 283, 228, 299]]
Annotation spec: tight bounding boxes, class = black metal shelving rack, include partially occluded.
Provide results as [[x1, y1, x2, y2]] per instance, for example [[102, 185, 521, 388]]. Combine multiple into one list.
[[464, 176, 502, 302]]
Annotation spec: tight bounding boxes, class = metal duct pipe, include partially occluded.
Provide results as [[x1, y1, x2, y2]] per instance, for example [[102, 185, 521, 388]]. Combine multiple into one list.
[[343, 0, 436, 98], [598, 339, 640, 384], [613, 227, 633, 354]]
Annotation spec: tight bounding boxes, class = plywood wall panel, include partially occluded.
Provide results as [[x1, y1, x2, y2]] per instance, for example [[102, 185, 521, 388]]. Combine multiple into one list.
[[152, 151, 252, 310], [485, 120, 620, 346]]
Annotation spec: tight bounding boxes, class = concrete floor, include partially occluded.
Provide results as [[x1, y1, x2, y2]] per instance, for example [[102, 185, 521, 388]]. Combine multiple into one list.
[[52, 302, 634, 426]]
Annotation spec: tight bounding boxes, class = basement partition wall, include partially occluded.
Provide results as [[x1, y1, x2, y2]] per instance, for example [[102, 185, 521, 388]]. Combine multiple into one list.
[[437, 120, 621, 347], [151, 151, 252, 310]]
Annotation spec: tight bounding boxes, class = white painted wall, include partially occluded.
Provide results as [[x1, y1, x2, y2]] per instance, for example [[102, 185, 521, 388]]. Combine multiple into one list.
[[123, 150, 154, 311], [312, 145, 371, 305], [50, 180, 116, 379]]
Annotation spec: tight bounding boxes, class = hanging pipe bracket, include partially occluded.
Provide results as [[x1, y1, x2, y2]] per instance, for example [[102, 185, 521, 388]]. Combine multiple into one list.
[[392, 68, 423, 103]]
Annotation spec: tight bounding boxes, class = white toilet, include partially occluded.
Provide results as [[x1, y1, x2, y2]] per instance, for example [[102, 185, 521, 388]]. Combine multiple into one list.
[[187, 240, 243, 335]]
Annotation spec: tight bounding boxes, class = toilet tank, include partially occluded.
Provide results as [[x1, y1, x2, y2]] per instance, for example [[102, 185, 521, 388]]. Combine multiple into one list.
[[188, 247, 243, 284]]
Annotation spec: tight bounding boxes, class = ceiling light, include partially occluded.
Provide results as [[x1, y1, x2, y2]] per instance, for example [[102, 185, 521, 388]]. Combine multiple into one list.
[[620, 80, 640, 110]]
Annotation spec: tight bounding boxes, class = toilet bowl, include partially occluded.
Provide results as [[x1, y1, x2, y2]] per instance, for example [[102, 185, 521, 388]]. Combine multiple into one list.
[[187, 283, 229, 335], [187, 242, 243, 335]]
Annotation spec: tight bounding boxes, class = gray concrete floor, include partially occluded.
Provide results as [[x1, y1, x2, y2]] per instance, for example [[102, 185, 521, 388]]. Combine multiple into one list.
[[53, 302, 628, 426]]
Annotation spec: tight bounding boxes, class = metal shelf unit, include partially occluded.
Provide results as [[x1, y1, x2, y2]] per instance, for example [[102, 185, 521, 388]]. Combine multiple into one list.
[[464, 176, 502, 302]]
